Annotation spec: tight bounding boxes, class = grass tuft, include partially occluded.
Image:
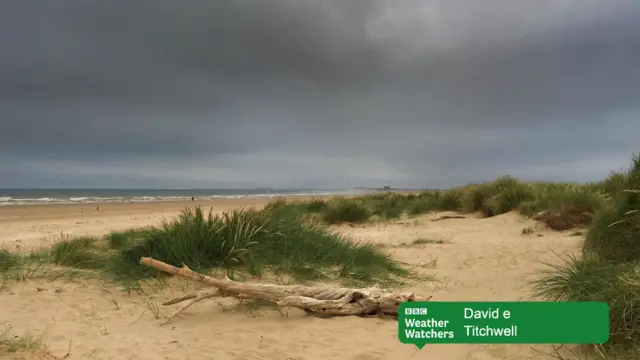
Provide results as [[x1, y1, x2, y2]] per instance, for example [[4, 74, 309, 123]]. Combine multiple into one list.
[[0, 249, 21, 272], [583, 154, 640, 262], [462, 176, 535, 216], [0, 327, 44, 355], [1, 205, 413, 289], [322, 200, 371, 224], [105, 228, 153, 249], [531, 153, 640, 357], [410, 238, 447, 245], [522, 184, 610, 230], [258, 171, 619, 231], [47, 236, 105, 269], [521, 227, 534, 235], [532, 253, 640, 346], [1, 207, 413, 293]]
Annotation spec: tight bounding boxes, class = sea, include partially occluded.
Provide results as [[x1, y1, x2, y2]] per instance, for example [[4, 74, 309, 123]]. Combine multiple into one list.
[[0, 188, 359, 206]]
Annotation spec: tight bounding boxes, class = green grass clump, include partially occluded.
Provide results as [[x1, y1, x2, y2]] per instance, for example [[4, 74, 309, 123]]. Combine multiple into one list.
[[366, 193, 410, 220], [349, 191, 447, 220], [305, 199, 329, 213], [532, 253, 640, 346], [597, 171, 631, 197], [1, 248, 56, 283], [0, 327, 43, 355], [105, 228, 153, 249], [0, 205, 410, 288], [47, 236, 105, 269], [263, 198, 323, 216], [0, 249, 21, 272], [322, 200, 371, 224], [532, 153, 640, 358], [521, 184, 610, 230], [111, 206, 407, 284], [408, 192, 442, 215], [584, 155, 640, 262], [437, 187, 467, 211], [410, 238, 447, 245], [262, 177, 613, 231], [261, 190, 469, 225], [521, 227, 534, 235], [462, 176, 535, 216], [260, 179, 612, 230]]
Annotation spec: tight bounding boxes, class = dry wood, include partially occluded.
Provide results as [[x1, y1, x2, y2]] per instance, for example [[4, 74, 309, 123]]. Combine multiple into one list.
[[139, 257, 430, 324], [431, 215, 466, 222]]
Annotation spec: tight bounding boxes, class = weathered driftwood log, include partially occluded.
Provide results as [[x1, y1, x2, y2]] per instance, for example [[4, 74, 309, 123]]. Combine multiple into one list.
[[139, 257, 431, 324]]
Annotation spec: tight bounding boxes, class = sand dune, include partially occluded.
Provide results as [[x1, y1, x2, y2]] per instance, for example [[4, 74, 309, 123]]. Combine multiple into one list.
[[0, 199, 583, 360]]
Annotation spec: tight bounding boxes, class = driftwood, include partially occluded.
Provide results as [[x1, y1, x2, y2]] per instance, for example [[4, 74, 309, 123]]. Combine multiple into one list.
[[431, 215, 466, 222], [139, 257, 431, 324]]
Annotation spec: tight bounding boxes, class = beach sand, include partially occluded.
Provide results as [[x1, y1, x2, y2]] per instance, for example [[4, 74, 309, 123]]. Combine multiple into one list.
[[0, 198, 583, 360]]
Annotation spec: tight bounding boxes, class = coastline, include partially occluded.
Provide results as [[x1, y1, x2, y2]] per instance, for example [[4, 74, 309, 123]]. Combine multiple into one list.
[[0, 195, 341, 222], [0, 189, 361, 207], [0, 195, 341, 248], [0, 192, 582, 360]]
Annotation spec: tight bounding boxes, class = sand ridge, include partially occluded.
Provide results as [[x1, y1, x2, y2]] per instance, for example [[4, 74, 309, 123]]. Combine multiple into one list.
[[0, 199, 583, 360]]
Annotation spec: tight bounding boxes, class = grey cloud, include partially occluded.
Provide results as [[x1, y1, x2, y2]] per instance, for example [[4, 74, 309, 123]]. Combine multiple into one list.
[[1, 0, 639, 188]]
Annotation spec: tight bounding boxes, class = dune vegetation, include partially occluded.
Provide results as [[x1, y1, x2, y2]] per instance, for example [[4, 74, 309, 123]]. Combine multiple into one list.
[[0, 153, 638, 359], [265, 168, 621, 231], [531, 154, 640, 360], [0, 204, 412, 295], [0, 327, 48, 359]]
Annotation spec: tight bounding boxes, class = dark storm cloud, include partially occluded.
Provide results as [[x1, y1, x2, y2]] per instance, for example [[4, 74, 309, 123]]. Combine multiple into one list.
[[1, 0, 639, 188]]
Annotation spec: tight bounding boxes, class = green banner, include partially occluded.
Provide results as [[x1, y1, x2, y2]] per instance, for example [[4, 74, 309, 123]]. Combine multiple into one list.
[[399, 302, 609, 348]]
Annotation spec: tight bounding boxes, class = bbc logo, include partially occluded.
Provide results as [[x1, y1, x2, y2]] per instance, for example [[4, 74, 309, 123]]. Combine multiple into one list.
[[405, 307, 428, 315]]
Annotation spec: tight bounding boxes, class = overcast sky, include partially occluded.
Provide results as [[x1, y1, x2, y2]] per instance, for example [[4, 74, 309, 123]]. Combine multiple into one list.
[[1, 1, 639, 189]]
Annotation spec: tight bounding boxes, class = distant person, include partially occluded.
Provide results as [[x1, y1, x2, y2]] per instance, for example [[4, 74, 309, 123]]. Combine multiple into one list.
[[191, 197, 195, 202]]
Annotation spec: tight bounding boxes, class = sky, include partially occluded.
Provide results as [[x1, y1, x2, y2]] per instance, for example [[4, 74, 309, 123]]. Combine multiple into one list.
[[1, 0, 639, 189]]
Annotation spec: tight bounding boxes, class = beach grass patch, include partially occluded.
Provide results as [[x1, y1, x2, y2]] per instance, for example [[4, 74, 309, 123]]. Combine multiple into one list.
[[519, 183, 610, 230], [305, 199, 329, 213], [521, 227, 534, 235], [106, 206, 407, 286], [597, 171, 631, 197], [322, 200, 371, 224], [46, 236, 106, 269], [0, 248, 57, 283], [532, 253, 640, 346], [531, 153, 640, 357], [105, 228, 154, 249], [0, 249, 21, 273], [461, 176, 535, 216], [408, 192, 442, 216], [583, 155, 640, 262], [0, 327, 43, 354], [410, 238, 447, 245], [367, 193, 409, 220], [437, 187, 467, 211]]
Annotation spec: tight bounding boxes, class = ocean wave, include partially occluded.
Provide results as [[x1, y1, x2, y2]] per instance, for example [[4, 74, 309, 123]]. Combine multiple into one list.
[[0, 191, 355, 206]]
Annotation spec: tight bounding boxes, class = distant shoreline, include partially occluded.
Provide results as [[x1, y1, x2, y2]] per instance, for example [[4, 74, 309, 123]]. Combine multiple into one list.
[[0, 187, 437, 206], [354, 187, 438, 192], [0, 188, 364, 206]]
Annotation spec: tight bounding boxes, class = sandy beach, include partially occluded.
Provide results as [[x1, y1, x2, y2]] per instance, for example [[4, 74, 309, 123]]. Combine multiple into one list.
[[0, 198, 583, 360], [0, 198, 316, 251]]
